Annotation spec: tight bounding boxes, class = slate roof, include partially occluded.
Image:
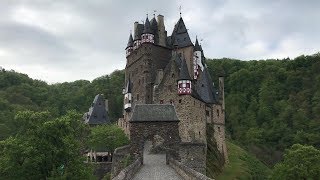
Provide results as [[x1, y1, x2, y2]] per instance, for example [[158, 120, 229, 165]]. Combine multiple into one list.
[[195, 68, 218, 104], [143, 17, 152, 34], [84, 94, 109, 125], [170, 17, 193, 48], [130, 104, 179, 122], [194, 38, 201, 51], [126, 33, 133, 48], [134, 23, 144, 40], [150, 17, 158, 34], [179, 57, 192, 80]]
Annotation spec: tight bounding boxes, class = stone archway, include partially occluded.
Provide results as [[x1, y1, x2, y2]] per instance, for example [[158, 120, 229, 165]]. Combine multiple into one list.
[[128, 104, 181, 157]]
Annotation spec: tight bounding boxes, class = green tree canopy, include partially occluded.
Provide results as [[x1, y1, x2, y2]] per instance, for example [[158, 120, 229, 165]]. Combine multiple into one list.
[[0, 110, 93, 179], [271, 144, 320, 180], [88, 124, 129, 152]]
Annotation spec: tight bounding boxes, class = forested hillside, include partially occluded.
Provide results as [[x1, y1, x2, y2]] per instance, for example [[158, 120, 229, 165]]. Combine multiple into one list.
[[0, 69, 124, 140], [207, 53, 320, 166], [1, 53, 320, 177]]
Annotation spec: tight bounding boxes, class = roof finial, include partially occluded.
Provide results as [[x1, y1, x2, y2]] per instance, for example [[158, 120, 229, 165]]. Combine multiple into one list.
[[146, 13, 148, 18], [153, 10, 156, 18], [179, 5, 182, 17]]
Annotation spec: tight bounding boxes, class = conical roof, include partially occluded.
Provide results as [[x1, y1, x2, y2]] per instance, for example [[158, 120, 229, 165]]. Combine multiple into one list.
[[194, 38, 201, 51], [179, 57, 192, 80], [195, 68, 218, 104], [143, 17, 152, 34], [84, 94, 109, 125], [171, 17, 193, 48], [126, 33, 133, 48]]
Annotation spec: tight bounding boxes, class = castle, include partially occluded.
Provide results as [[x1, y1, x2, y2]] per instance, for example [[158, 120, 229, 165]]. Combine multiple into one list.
[[118, 14, 228, 162]]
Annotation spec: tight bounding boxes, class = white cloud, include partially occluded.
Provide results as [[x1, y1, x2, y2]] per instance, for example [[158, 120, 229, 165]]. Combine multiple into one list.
[[0, 0, 320, 82]]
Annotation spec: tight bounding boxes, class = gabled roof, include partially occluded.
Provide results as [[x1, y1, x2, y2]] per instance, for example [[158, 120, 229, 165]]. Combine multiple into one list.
[[130, 104, 179, 122], [143, 17, 152, 34], [195, 68, 218, 104], [84, 94, 109, 125], [126, 33, 133, 48], [178, 57, 192, 80], [171, 17, 193, 48]]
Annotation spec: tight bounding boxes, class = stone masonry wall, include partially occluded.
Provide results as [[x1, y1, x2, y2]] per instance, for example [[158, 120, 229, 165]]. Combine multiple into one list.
[[129, 121, 181, 155], [179, 142, 207, 174]]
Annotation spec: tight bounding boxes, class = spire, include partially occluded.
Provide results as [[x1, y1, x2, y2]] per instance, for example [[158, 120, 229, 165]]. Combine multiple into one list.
[[179, 57, 192, 80], [143, 16, 152, 34], [126, 33, 134, 48], [171, 17, 193, 48], [194, 37, 201, 51]]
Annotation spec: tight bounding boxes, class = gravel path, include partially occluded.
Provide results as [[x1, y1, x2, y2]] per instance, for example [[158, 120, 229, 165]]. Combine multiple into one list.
[[132, 141, 183, 180]]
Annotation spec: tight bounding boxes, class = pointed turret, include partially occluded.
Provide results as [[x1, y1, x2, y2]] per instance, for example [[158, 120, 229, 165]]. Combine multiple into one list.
[[171, 17, 193, 48], [143, 17, 152, 34], [177, 57, 192, 95], [126, 33, 134, 57], [150, 17, 159, 44], [193, 37, 204, 79], [126, 33, 134, 48], [141, 16, 155, 44], [194, 38, 201, 51]]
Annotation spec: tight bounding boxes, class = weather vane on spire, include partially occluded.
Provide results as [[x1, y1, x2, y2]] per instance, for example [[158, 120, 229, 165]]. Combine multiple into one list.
[[146, 13, 148, 18], [179, 5, 182, 17]]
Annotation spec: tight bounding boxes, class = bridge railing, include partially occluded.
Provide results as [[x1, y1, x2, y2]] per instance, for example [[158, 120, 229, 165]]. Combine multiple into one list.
[[167, 157, 214, 180], [112, 157, 142, 180]]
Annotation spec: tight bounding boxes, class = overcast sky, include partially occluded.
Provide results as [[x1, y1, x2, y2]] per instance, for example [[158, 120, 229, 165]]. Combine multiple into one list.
[[1, 0, 320, 83]]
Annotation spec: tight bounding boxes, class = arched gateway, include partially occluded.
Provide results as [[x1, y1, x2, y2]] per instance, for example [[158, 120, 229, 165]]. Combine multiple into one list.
[[129, 104, 181, 156]]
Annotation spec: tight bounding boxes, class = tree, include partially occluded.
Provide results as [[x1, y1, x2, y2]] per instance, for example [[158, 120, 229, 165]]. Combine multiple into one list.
[[88, 124, 129, 152], [271, 144, 320, 180], [0, 110, 93, 179]]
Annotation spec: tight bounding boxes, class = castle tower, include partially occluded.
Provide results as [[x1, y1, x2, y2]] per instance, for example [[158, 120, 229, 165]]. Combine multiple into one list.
[[177, 57, 192, 95], [119, 14, 228, 164], [126, 33, 133, 57], [141, 16, 154, 44], [193, 38, 204, 79], [157, 15, 167, 47]]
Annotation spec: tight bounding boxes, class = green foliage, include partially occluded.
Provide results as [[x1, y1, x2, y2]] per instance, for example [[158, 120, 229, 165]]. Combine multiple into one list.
[[216, 141, 271, 180], [207, 54, 320, 165], [0, 110, 94, 179], [0, 69, 125, 140], [88, 124, 129, 152], [271, 144, 320, 180]]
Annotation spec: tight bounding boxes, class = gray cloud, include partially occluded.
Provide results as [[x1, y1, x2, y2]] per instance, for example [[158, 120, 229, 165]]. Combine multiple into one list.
[[0, 0, 319, 83]]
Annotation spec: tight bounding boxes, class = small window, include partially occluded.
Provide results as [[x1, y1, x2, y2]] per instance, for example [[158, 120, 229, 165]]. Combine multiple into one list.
[[206, 110, 209, 116], [160, 100, 164, 104], [172, 73, 174, 78], [186, 83, 190, 88], [179, 99, 182, 103], [94, 114, 97, 118], [217, 109, 220, 117], [201, 84, 204, 87], [218, 127, 221, 133], [170, 99, 174, 104], [137, 94, 139, 101]]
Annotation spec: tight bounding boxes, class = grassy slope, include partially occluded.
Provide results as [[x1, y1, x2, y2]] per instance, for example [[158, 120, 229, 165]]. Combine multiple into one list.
[[216, 141, 271, 180]]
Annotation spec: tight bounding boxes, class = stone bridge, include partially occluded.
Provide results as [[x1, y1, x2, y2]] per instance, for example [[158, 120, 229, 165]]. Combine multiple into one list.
[[112, 141, 213, 180]]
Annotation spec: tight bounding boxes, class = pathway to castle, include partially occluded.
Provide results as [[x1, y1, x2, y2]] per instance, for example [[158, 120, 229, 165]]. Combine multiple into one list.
[[132, 141, 183, 180]]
